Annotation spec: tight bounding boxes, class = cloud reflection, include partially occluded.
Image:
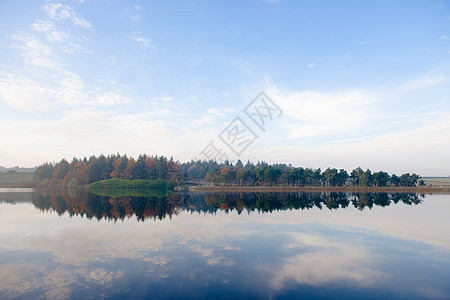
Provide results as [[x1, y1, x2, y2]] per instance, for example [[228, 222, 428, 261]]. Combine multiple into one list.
[[0, 261, 122, 300], [0, 192, 449, 299], [270, 233, 386, 290]]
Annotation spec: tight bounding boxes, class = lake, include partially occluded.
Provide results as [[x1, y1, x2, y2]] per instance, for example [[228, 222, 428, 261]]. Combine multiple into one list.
[[0, 188, 449, 299]]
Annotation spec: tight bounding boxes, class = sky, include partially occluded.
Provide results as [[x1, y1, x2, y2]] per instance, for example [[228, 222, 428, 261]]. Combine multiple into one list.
[[0, 0, 449, 176]]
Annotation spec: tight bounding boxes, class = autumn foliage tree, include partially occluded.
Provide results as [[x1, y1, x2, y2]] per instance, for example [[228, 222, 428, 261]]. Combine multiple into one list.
[[34, 153, 183, 186]]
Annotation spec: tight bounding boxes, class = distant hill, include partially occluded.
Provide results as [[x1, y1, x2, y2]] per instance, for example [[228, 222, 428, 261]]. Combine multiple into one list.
[[0, 166, 36, 173]]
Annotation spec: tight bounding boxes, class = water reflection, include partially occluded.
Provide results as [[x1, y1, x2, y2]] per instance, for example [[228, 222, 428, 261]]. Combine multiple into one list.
[[0, 190, 448, 300], [31, 189, 424, 221]]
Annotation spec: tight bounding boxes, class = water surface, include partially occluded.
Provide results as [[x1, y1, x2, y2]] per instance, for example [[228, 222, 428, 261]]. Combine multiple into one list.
[[0, 189, 449, 299]]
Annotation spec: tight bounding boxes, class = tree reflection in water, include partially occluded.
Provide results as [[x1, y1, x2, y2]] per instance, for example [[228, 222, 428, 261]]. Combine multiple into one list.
[[32, 189, 424, 222]]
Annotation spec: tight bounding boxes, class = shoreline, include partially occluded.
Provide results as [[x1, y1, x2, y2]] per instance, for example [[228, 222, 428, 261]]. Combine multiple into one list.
[[188, 185, 450, 194], [2, 184, 450, 195]]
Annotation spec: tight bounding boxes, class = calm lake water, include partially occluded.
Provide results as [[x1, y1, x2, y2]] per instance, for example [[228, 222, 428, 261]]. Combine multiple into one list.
[[0, 188, 449, 299]]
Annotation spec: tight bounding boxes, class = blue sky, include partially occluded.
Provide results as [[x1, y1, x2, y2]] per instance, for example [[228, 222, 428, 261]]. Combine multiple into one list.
[[0, 0, 449, 175]]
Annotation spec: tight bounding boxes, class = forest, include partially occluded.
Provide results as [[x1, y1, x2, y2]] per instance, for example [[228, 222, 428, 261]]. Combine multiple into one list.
[[34, 154, 424, 188], [34, 154, 183, 187]]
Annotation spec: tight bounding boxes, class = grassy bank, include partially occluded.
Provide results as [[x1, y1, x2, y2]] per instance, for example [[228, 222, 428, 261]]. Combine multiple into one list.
[[0, 173, 35, 187], [89, 188, 172, 197], [422, 177, 450, 186], [88, 178, 176, 190], [189, 185, 450, 194]]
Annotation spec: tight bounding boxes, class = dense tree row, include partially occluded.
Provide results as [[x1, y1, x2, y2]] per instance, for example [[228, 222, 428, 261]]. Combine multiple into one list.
[[193, 160, 424, 187], [35, 155, 424, 188], [34, 154, 183, 186]]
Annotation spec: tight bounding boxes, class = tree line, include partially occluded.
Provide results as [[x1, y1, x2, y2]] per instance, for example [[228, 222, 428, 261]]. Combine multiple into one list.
[[184, 160, 424, 187], [34, 154, 183, 187], [35, 155, 424, 187]]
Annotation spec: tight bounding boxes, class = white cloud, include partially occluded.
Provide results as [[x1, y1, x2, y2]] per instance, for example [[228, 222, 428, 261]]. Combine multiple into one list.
[[43, 3, 91, 28], [1, 2, 172, 166], [307, 62, 317, 68], [438, 35, 450, 40], [129, 32, 155, 48], [402, 73, 447, 90], [31, 20, 69, 43], [31, 6, 90, 56], [233, 75, 450, 175], [0, 71, 56, 110], [0, 69, 130, 110], [31, 20, 55, 33], [0, 107, 210, 166], [267, 87, 378, 139], [90, 91, 131, 106], [60, 43, 81, 54], [11, 33, 59, 69], [191, 107, 235, 127], [250, 115, 450, 176], [59, 70, 85, 90], [125, 5, 143, 21], [1, 6, 130, 113]]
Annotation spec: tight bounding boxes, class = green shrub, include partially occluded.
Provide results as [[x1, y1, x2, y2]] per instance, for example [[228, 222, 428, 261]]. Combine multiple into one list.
[[88, 178, 177, 190]]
